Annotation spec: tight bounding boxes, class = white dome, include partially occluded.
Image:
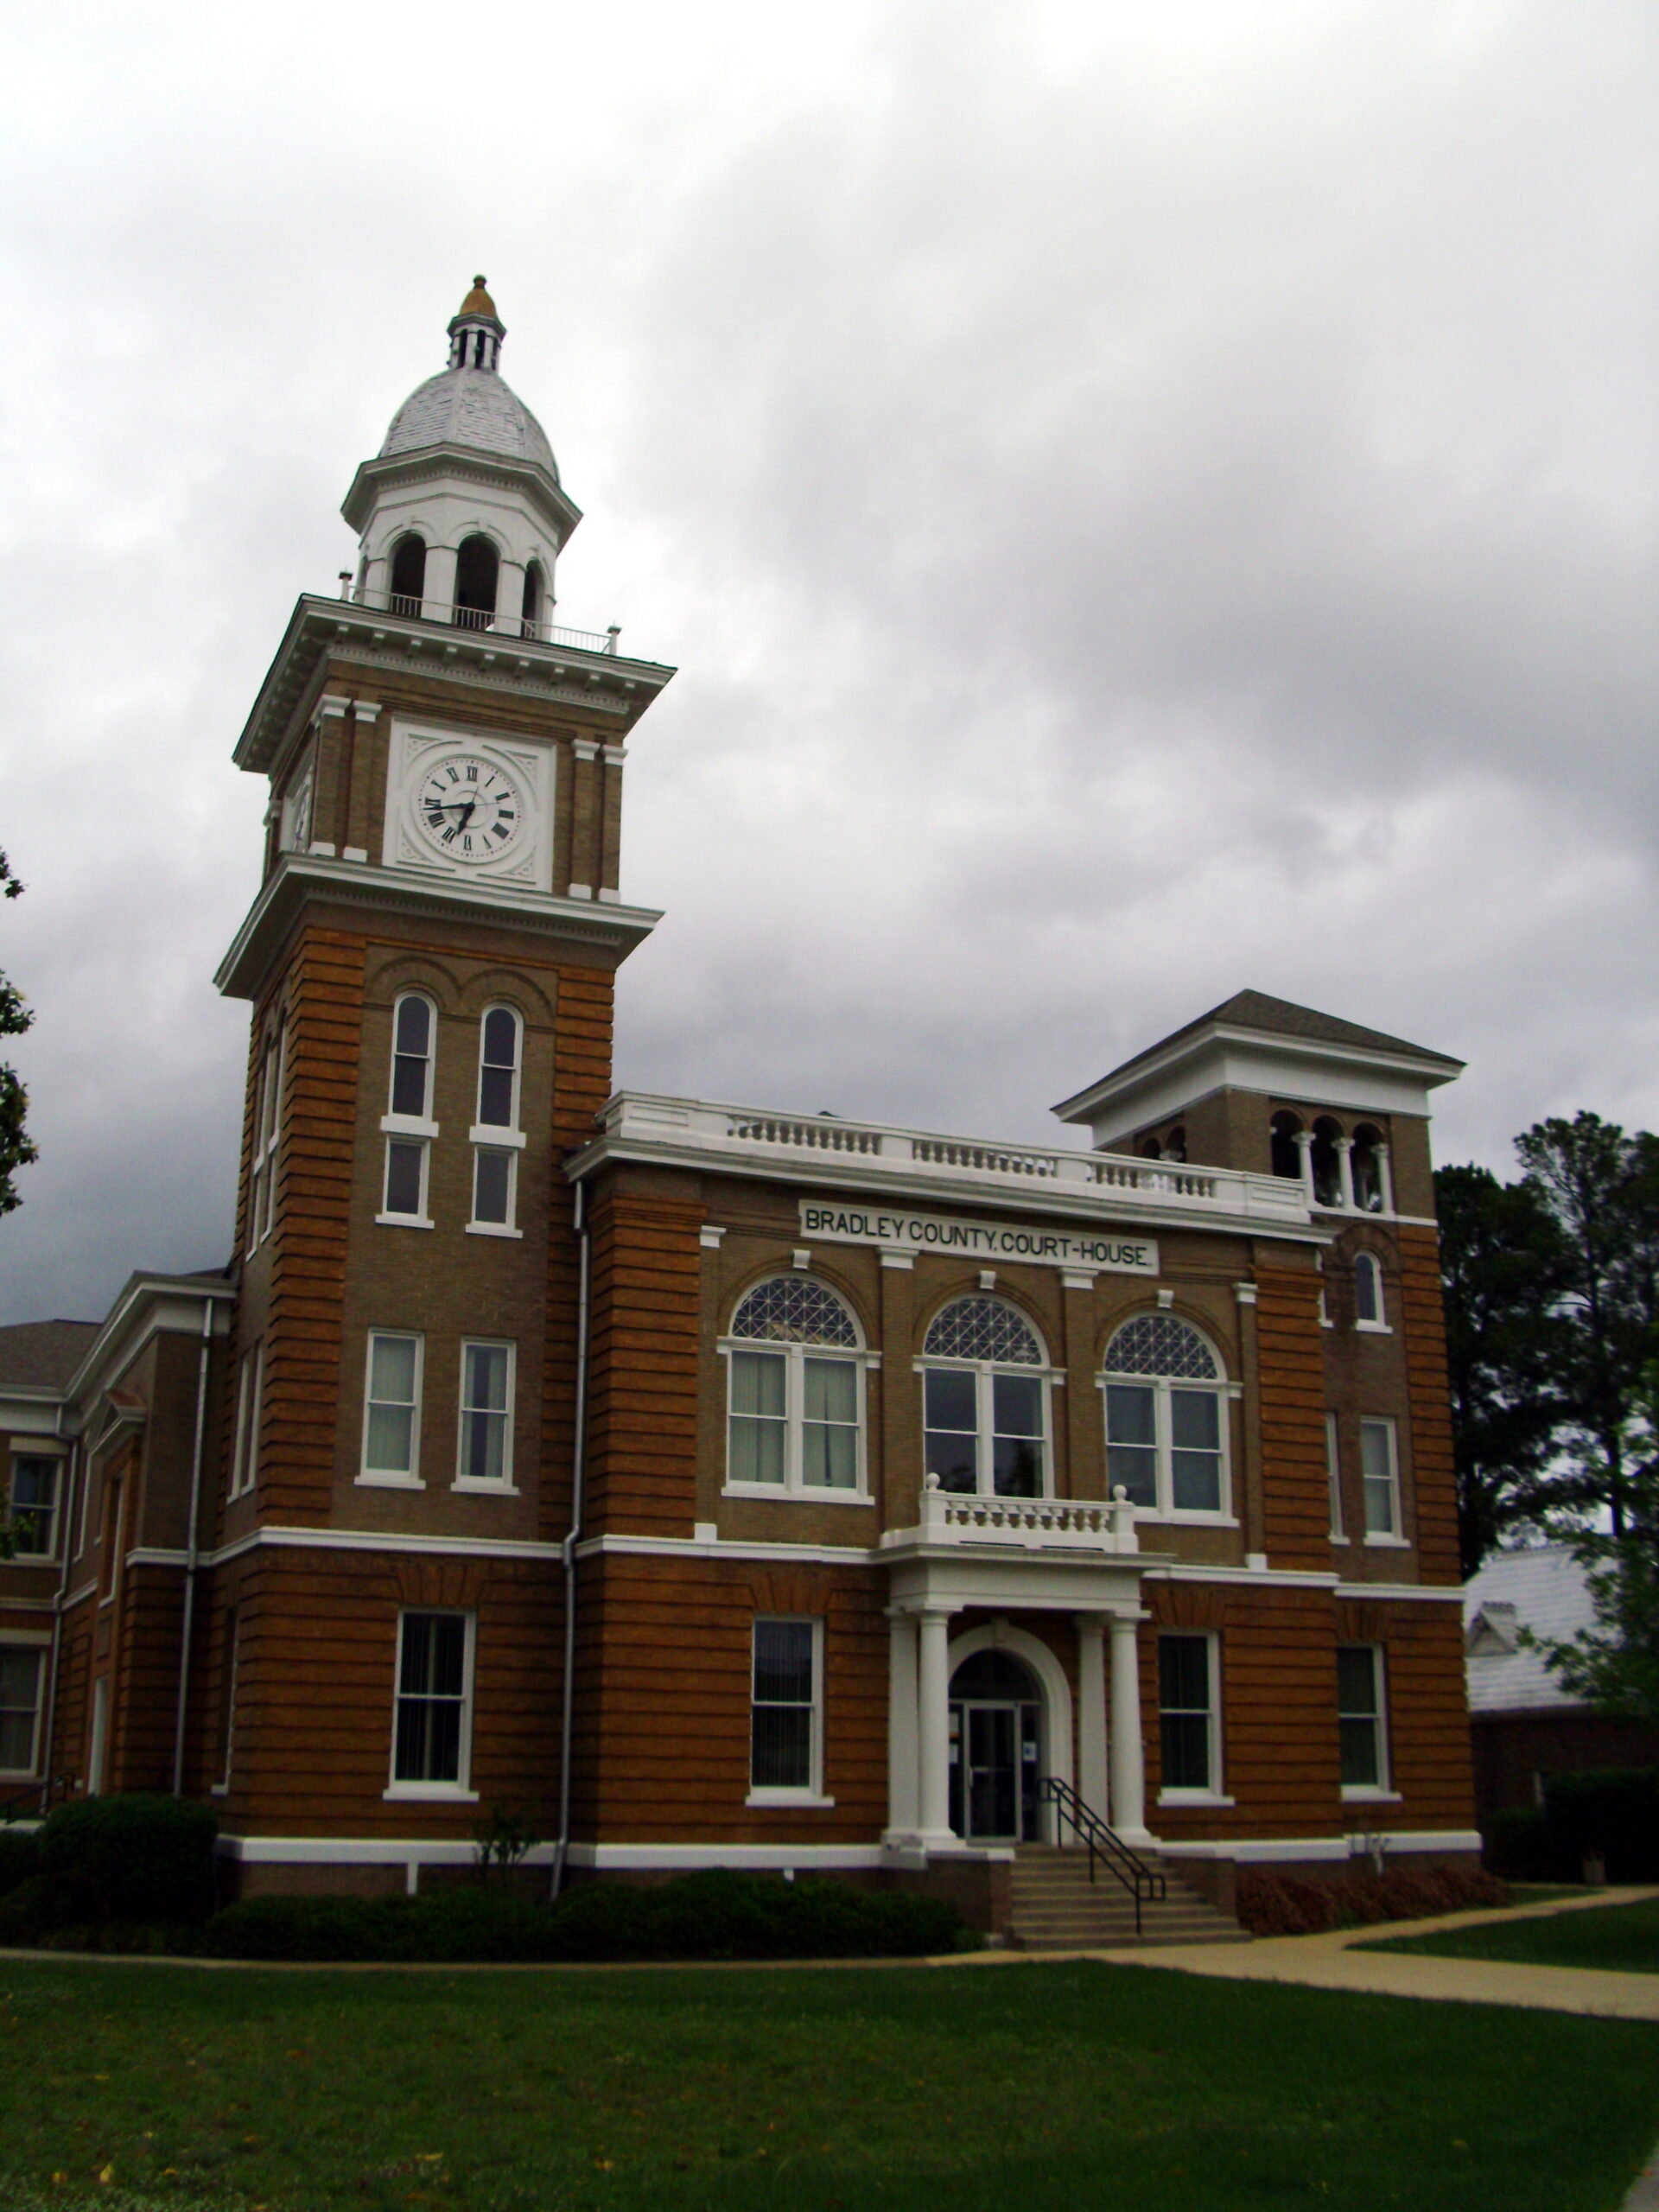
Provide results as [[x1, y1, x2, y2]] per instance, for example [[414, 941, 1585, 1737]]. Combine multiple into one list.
[[380, 365, 558, 480]]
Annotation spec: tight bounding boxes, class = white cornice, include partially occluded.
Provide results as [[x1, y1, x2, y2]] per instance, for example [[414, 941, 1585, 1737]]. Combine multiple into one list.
[[214, 853, 661, 1002]]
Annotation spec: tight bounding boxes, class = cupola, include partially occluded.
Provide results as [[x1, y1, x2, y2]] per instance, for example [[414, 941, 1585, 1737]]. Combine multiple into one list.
[[448, 276, 505, 372]]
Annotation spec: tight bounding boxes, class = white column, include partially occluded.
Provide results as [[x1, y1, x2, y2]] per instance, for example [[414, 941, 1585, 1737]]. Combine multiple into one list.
[[916, 1604, 956, 1848], [494, 556, 525, 634], [423, 543, 459, 625], [884, 1611, 919, 1847], [1108, 1610, 1148, 1842], [1335, 1135, 1356, 1211], [1292, 1129, 1316, 1206], [1076, 1615, 1108, 1824], [1374, 1141, 1395, 1216]]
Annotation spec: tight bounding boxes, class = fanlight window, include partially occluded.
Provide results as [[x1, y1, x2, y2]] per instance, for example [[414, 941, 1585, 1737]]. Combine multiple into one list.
[[922, 1297, 1048, 1499], [727, 1277, 863, 1495], [1103, 1314, 1229, 1517]]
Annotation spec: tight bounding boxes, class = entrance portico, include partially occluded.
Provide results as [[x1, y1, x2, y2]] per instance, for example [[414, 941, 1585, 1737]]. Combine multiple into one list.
[[880, 1483, 1164, 1856]]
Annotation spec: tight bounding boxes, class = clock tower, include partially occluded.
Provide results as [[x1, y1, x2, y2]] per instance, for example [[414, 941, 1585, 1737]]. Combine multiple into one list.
[[206, 283, 674, 1864]]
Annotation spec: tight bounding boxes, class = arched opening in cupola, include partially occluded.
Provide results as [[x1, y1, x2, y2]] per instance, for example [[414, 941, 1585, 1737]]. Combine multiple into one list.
[[1310, 1117, 1344, 1209], [454, 536, 499, 630], [389, 534, 426, 618], [1269, 1111, 1302, 1181], [1351, 1124, 1385, 1212], [521, 560, 545, 640]]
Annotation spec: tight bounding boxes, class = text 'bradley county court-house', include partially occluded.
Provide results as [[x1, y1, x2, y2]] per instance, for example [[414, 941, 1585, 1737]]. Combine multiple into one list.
[[0, 282, 1479, 1930]]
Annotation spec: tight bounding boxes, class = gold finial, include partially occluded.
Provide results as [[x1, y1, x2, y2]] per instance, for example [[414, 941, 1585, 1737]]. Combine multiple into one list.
[[459, 276, 496, 318]]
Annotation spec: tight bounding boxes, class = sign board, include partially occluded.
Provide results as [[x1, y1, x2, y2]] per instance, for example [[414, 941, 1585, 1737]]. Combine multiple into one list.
[[798, 1201, 1157, 1275]]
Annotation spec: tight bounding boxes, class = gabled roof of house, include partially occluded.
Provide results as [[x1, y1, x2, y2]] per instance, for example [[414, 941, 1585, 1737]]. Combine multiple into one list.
[[0, 1319, 101, 1393], [1102, 990, 1462, 1087], [1464, 1545, 1594, 1715]]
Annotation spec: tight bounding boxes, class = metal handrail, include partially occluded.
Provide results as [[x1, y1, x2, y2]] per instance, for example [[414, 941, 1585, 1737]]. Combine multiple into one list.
[[341, 587, 620, 655], [1038, 1776, 1166, 1936]]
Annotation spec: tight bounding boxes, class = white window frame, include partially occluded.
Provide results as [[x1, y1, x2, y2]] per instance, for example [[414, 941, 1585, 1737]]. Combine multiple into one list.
[[472, 1003, 523, 1136], [385, 991, 437, 1124], [213, 1608, 240, 1796], [1325, 1411, 1346, 1543], [359, 1330, 425, 1489], [1353, 1251, 1389, 1333], [385, 1608, 477, 1801], [229, 1344, 264, 1501], [8, 1450, 64, 1563], [1360, 1416, 1406, 1545], [721, 1280, 875, 1504], [1098, 1318, 1237, 1525], [247, 1023, 284, 1253], [1338, 1643, 1395, 1800], [917, 1298, 1056, 1503], [0, 1638, 49, 1778], [378, 1135, 434, 1230], [1156, 1630, 1229, 1806], [746, 1615, 830, 1808], [454, 1338, 517, 1491], [466, 1144, 522, 1238]]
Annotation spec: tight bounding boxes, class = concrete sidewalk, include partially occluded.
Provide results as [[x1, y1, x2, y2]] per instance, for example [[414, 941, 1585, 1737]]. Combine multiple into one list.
[[1063, 1885, 1659, 2021]]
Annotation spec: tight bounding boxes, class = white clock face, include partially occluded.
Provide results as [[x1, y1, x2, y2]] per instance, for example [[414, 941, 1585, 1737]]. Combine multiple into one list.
[[416, 754, 524, 862]]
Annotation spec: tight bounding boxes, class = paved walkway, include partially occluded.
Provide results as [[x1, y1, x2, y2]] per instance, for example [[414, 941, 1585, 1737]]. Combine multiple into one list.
[[967, 1885, 1659, 2023]]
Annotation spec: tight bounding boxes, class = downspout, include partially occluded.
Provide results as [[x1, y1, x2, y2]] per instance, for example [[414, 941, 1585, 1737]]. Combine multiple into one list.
[[171, 1304, 215, 1796], [550, 1173, 593, 1899], [38, 1412, 78, 1815]]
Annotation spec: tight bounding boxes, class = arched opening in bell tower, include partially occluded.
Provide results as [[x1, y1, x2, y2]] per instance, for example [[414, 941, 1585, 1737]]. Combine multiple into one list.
[[389, 534, 427, 618], [520, 560, 545, 640], [454, 536, 499, 630]]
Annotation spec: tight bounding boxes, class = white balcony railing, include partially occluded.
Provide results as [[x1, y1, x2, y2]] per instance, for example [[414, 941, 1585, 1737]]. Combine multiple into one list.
[[881, 1481, 1141, 1554], [334, 583, 619, 655], [592, 1093, 1310, 1226]]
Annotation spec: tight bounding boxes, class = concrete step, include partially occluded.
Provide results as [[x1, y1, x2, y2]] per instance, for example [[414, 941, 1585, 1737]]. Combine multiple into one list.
[[1004, 1842, 1249, 1948]]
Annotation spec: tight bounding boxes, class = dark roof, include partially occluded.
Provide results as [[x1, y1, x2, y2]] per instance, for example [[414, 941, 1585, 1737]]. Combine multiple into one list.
[[1104, 989, 1461, 1085], [0, 1320, 100, 1392]]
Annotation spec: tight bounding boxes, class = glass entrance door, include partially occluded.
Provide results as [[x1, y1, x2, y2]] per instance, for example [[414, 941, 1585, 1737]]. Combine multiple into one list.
[[947, 1694, 1043, 1840]]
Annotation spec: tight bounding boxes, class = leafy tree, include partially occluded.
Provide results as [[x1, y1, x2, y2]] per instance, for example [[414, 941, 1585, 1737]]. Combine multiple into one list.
[[1434, 1162, 1569, 1573], [1533, 1369, 1659, 1726], [1516, 1113, 1659, 1537], [0, 846, 36, 1218]]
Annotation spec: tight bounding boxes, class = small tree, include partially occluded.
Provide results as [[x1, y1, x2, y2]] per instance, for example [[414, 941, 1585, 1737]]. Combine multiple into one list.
[[1534, 1368, 1659, 1727], [0, 847, 36, 1218]]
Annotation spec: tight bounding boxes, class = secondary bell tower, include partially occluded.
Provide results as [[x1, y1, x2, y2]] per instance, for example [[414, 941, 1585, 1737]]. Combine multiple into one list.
[[201, 282, 674, 1851]]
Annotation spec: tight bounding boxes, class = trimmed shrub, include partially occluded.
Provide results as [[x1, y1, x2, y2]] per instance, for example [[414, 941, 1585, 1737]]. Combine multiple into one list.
[[200, 1889, 566, 1963], [0, 1826, 40, 1899], [1236, 1861, 1509, 1937], [1542, 1767, 1659, 1881], [0, 1869, 104, 1942], [37, 1794, 218, 1924]]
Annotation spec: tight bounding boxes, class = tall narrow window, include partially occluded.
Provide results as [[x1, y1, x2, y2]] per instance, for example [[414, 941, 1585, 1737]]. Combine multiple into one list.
[[1158, 1632, 1217, 1796], [749, 1618, 820, 1797], [920, 1298, 1049, 1498], [362, 1332, 423, 1484], [389, 995, 435, 1117], [457, 1341, 514, 1486], [1354, 1252, 1386, 1330], [248, 1024, 284, 1249], [1325, 1413, 1345, 1541], [475, 1007, 520, 1128], [1310, 1117, 1344, 1208], [383, 995, 435, 1227], [389, 533, 427, 617], [454, 535, 499, 630], [9, 1456, 60, 1558], [1360, 1418, 1402, 1539], [724, 1278, 867, 1497], [1102, 1314, 1231, 1518], [230, 1346, 264, 1500], [216, 1610, 239, 1791], [0, 1648, 44, 1774], [1351, 1125, 1386, 1212], [469, 1006, 523, 1234], [1338, 1645, 1388, 1791], [392, 1611, 472, 1789]]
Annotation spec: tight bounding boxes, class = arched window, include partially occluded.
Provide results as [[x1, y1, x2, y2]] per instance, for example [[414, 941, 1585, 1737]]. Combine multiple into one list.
[[1354, 1251, 1386, 1330], [1269, 1111, 1303, 1181], [475, 1007, 521, 1129], [724, 1277, 867, 1496], [520, 561, 544, 640], [1103, 1313, 1231, 1518], [470, 1006, 523, 1233], [454, 535, 499, 630], [383, 994, 436, 1224], [390, 995, 435, 1118], [1165, 1125, 1187, 1165], [389, 534, 426, 618], [921, 1297, 1049, 1499], [1139, 1138, 1163, 1160], [1351, 1124, 1385, 1213], [1310, 1117, 1344, 1209]]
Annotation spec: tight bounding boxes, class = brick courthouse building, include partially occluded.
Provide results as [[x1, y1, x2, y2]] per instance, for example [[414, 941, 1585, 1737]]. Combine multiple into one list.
[[0, 285, 1478, 1921]]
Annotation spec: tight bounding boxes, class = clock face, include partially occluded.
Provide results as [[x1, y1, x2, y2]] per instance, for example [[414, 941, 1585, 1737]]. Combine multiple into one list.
[[416, 753, 524, 862]]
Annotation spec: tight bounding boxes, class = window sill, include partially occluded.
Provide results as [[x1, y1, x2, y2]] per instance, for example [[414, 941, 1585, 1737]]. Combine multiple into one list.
[[384, 1784, 480, 1803], [1329, 1532, 1350, 1545], [209, 1783, 230, 1798], [470, 1124, 527, 1149], [452, 1479, 521, 1497], [357, 1471, 425, 1491], [1363, 1533, 1411, 1549], [375, 1212, 435, 1230], [5, 1556, 59, 1571], [1354, 1321, 1392, 1336], [722, 1484, 874, 1505], [381, 1114, 440, 1140], [465, 1221, 524, 1240], [1130, 1511, 1240, 1529], [1341, 1787, 1402, 1804], [1157, 1790, 1235, 1808], [746, 1790, 836, 1809]]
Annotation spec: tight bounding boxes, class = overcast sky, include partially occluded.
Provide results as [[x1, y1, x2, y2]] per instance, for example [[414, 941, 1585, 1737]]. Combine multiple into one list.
[[1, 0, 1656, 1326]]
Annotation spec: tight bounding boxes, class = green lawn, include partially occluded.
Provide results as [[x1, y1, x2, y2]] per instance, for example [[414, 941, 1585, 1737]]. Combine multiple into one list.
[[1358, 1893, 1659, 1976], [0, 1957, 1655, 2212]]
